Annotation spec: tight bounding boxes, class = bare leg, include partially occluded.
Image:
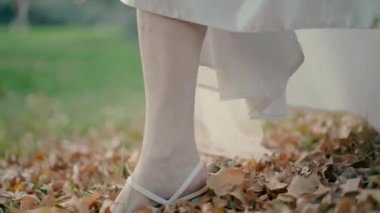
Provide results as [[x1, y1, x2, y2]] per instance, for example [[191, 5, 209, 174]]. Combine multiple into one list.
[[112, 10, 207, 212]]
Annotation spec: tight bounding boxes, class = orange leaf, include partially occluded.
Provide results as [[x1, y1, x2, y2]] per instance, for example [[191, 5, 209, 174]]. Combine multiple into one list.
[[12, 182, 24, 192], [335, 197, 355, 213]]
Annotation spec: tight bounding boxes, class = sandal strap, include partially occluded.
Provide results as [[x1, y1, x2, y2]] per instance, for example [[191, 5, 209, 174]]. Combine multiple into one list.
[[177, 185, 209, 201], [127, 161, 206, 206], [168, 161, 204, 202], [127, 177, 171, 206]]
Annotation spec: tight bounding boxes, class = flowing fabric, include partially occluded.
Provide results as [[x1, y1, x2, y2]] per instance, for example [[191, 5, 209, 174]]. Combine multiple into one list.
[[195, 30, 380, 158], [121, 0, 378, 33]]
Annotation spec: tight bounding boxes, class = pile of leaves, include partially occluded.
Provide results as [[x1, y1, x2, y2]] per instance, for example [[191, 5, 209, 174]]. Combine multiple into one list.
[[1, 109, 380, 212]]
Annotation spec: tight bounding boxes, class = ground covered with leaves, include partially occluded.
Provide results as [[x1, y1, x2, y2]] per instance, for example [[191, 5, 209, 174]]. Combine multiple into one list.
[[1, 110, 380, 213]]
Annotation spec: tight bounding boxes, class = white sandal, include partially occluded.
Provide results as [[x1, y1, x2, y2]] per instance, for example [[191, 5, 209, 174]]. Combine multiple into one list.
[[112, 161, 208, 211]]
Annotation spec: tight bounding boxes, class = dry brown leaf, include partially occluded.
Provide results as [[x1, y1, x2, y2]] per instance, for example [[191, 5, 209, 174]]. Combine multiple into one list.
[[264, 200, 293, 213], [20, 194, 40, 210], [29, 207, 64, 213], [80, 163, 97, 176], [1, 109, 379, 212], [276, 193, 296, 203], [191, 191, 212, 205], [356, 200, 375, 213], [287, 173, 320, 197], [334, 197, 355, 213], [356, 189, 380, 203], [82, 193, 101, 209], [230, 189, 246, 205], [61, 196, 88, 213], [276, 193, 296, 209], [320, 193, 333, 206], [334, 154, 359, 167], [262, 173, 288, 191], [39, 195, 56, 207], [200, 202, 213, 212], [299, 203, 320, 213], [261, 167, 289, 192], [312, 182, 331, 198], [248, 158, 262, 171], [368, 175, 380, 185], [33, 152, 47, 162], [135, 205, 155, 213], [341, 177, 361, 195], [99, 199, 113, 213], [247, 181, 265, 193], [212, 196, 228, 208], [207, 168, 245, 196], [0, 190, 13, 204], [318, 136, 335, 152], [213, 208, 225, 213]]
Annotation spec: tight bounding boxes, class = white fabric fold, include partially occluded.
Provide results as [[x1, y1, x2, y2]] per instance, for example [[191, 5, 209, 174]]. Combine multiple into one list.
[[121, 0, 379, 33], [200, 30, 304, 118]]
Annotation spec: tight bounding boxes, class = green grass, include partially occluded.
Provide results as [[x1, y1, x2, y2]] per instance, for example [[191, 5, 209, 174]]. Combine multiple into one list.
[[0, 26, 145, 155]]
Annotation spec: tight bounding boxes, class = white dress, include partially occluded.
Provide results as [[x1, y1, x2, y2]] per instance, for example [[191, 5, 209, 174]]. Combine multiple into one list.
[[121, 0, 380, 158]]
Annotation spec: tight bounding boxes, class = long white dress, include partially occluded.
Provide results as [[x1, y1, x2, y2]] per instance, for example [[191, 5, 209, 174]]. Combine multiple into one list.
[[121, 0, 380, 158]]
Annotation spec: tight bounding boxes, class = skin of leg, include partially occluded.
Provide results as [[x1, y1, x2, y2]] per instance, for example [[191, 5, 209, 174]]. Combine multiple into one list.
[[112, 10, 207, 212]]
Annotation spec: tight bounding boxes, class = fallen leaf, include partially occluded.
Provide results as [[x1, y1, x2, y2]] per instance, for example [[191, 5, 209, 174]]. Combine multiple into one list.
[[135, 205, 154, 213], [262, 168, 289, 191], [318, 136, 335, 152], [82, 193, 101, 208], [312, 183, 331, 197], [12, 183, 25, 192], [20, 194, 40, 210], [99, 199, 113, 213], [356, 189, 380, 203], [29, 207, 64, 213], [247, 181, 265, 193], [211, 196, 228, 208], [207, 168, 245, 196], [368, 175, 380, 185], [200, 202, 213, 212], [230, 189, 246, 205], [299, 203, 320, 213], [287, 173, 320, 197], [341, 177, 361, 195], [262, 176, 288, 192], [40, 195, 56, 207], [276, 193, 296, 208], [334, 197, 355, 213]]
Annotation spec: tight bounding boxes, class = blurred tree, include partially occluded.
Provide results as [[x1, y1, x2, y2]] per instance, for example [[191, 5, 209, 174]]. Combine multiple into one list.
[[0, 0, 136, 31], [11, 0, 30, 31], [0, 0, 15, 25]]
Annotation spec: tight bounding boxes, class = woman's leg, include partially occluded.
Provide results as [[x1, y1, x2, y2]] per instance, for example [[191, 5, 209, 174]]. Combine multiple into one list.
[[113, 10, 207, 211]]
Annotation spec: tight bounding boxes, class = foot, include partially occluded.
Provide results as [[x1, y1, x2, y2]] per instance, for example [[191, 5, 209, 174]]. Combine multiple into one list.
[[111, 155, 208, 212]]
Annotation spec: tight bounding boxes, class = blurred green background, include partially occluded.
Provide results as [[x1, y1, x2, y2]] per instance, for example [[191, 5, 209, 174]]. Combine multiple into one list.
[[0, 0, 144, 156]]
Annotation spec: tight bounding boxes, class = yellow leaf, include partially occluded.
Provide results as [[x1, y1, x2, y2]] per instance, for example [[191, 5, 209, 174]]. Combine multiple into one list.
[[12, 182, 24, 192]]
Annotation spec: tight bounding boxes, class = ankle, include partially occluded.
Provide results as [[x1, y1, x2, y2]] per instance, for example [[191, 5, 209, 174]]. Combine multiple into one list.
[[138, 142, 200, 170], [140, 137, 199, 157], [134, 151, 201, 176]]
